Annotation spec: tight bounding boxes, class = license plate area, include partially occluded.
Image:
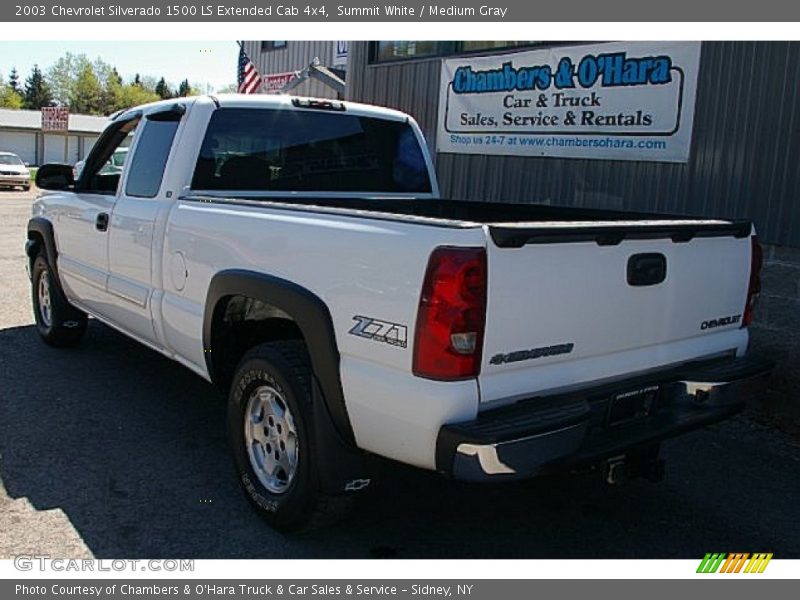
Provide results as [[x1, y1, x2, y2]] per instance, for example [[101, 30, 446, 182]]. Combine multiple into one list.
[[607, 385, 659, 426]]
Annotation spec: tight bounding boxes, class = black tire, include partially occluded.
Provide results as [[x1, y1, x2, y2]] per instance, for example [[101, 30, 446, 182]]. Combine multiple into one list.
[[31, 254, 87, 347], [23, 184, 31, 192], [228, 340, 354, 532]]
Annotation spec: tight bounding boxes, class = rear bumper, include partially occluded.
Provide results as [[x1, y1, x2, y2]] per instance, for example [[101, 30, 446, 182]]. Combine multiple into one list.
[[436, 354, 773, 482]]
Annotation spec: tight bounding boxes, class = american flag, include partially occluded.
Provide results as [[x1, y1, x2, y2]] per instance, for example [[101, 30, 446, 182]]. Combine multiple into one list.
[[237, 43, 262, 94]]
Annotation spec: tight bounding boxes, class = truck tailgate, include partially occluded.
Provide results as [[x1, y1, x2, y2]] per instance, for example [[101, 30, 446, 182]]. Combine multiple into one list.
[[479, 220, 754, 405]]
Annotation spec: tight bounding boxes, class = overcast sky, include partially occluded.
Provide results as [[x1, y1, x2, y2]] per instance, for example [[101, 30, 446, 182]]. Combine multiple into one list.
[[0, 41, 240, 92]]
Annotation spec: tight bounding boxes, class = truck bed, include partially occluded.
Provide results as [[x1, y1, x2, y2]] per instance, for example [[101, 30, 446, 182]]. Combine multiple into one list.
[[184, 194, 751, 246]]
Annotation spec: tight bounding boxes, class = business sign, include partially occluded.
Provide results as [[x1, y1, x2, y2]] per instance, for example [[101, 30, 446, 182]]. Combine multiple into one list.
[[41, 106, 69, 132], [437, 41, 701, 162], [333, 40, 348, 67], [262, 72, 296, 93]]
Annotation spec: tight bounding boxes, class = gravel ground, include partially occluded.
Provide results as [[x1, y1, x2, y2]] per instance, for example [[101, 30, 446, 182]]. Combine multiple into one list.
[[1, 188, 799, 559]]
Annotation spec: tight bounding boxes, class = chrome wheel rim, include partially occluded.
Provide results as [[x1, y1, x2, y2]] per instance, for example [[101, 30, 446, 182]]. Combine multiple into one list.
[[38, 270, 52, 328], [244, 384, 299, 494]]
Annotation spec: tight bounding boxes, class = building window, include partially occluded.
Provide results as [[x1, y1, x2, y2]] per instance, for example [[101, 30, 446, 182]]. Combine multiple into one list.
[[370, 41, 543, 63], [261, 41, 287, 51]]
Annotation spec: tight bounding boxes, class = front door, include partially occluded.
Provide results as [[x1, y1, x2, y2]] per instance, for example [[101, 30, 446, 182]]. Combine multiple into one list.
[[55, 114, 140, 316], [105, 106, 184, 345]]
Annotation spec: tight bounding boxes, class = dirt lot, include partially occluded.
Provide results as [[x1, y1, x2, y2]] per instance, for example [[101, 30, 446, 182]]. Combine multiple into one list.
[[1, 188, 799, 559]]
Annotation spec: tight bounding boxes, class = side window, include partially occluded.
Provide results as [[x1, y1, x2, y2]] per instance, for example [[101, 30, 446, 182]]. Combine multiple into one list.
[[77, 116, 140, 194], [125, 116, 180, 198]]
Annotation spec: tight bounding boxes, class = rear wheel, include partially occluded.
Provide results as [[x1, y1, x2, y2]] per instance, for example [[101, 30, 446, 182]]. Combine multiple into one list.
[[31, 255, 87, 347], [228, 340, 354, 531]]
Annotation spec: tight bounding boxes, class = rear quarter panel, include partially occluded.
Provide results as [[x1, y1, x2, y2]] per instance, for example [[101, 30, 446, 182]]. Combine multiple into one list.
[[161, 202, 487, 467]]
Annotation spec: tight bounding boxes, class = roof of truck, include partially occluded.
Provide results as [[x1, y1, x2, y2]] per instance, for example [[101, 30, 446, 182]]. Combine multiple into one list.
[[113, 94, 412, 124], [211, 94, 410, 122]]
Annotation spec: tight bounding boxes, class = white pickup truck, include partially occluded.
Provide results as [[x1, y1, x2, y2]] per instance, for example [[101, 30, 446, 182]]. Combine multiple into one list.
[[28, 95, 772, 531]]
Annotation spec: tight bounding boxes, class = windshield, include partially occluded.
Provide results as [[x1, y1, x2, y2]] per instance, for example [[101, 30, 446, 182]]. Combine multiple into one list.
[[192, 108, 432, 194], [0, 155, 24, 166]]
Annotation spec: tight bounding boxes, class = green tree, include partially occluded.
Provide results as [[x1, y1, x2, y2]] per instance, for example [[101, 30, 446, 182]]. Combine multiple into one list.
[[139, 75, 158, 93], [0, 81, 24, 109], [155, 77, 172, 99], [69, 63, 103, 114], [23, 65, 53, 109], [100, 67, 124, 114], [8, 67, 20, 93], [46, 53, 83, 106], [217, 83, 239, 94], [133, 73, 142, 87], [177, 79, 192, 97], [112, 83, 160, 112]]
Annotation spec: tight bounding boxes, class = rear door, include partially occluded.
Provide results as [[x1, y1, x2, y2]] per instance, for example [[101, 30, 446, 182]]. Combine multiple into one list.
[[479, 222, 753, 405]]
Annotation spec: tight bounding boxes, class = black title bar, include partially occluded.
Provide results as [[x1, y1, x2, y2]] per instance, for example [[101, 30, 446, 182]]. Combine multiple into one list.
[[3, 0, 800, 21]]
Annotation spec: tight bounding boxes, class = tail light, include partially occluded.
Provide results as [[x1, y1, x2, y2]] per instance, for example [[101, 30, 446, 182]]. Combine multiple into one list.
[[413, 246, 487, 380], [742, 236, 763, 327]]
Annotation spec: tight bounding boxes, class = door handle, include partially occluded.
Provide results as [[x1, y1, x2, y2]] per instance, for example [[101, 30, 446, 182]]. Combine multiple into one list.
[[627, 253, 667, 286], [96, 212, 109, 232]]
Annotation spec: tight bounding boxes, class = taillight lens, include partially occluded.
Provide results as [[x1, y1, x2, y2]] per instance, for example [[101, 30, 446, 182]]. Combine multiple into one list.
[[413, 246, 487, 380], [742, 235, 763, 327]]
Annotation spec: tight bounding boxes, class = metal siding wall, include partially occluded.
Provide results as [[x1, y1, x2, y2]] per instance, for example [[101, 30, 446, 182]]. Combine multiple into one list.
[[0, 130, 36, 165], [347, 41, 800, 247], [245, 40, 341, 99]]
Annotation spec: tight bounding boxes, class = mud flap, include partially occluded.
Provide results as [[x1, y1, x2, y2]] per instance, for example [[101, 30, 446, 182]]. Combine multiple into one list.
[[310, 377, 377, 495]]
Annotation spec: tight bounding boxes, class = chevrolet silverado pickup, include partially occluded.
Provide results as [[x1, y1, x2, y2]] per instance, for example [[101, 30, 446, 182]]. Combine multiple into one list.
[[27, 95, 772, 531]]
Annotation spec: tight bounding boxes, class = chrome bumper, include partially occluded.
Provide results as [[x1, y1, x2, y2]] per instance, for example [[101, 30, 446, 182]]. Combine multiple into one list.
[[436, 354, 773, 482], [0, 175, 30, 186]]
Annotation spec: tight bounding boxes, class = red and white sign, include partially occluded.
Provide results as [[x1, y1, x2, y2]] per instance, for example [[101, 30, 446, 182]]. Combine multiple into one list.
[[41, 107, 70, 132], [262, 72, 296, 94]]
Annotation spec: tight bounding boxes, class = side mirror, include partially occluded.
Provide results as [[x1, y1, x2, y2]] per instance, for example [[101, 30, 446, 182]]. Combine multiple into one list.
[[24, 161, 30, 167], [35, 164, 75, 191]]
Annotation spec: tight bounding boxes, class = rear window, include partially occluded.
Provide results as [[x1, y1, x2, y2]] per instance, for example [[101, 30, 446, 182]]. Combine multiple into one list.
[[191, 108, 431, 194]]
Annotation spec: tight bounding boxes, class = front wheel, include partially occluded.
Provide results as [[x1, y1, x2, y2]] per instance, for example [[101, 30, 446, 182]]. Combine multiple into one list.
[[228, 340, 354, 531], [31, 255, 87, 347]]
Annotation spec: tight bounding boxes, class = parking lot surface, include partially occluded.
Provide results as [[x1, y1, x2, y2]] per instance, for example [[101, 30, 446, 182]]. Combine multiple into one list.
[[1, 188, 799, 559]]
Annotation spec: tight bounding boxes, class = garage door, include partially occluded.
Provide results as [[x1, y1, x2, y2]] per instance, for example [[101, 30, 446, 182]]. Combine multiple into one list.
[[81, 135, 99, 160], [44, 134, 90, 164], [43, 134, 74, 164], [0, 131, 36, 165]]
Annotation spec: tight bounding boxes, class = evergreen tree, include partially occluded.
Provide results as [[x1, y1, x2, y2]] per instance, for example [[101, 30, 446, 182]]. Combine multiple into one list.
[[178, 79, 191, 97], [8, 67, 20, 93], [23, 65, 53, 110], [155, 77, 172, 99], [133, 73, 142, 87], [109, 67, 123, 87], [101, 69, 122, 115]]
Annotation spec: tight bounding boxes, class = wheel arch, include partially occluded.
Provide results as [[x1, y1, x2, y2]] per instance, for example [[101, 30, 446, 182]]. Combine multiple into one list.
[[203, 269, 355, 445], [26, 217, 60, 278]]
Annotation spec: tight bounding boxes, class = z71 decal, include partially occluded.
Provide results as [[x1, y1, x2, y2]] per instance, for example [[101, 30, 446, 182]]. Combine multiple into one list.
[[349, 316, 408, 349]]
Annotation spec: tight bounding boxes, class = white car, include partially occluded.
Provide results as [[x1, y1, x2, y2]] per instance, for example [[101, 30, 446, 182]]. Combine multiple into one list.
[[73, 146, 129, 181], [27, 95, 772, 531], [0, 151, 31, 191]]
